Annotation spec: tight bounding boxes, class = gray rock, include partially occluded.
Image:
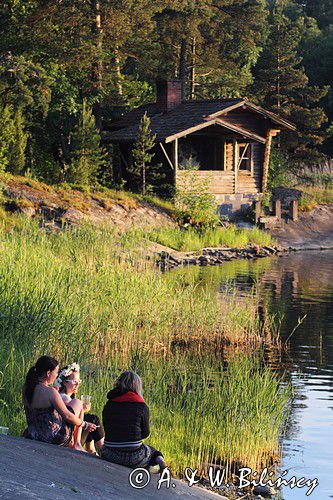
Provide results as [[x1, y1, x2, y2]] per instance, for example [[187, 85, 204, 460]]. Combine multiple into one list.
[[20, 206, 36, 217], [253, 484, 277, 497], [0, 436, 219, 499]]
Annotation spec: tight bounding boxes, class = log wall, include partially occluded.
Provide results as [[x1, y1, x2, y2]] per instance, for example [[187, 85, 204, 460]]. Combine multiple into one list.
[[176, 170, 235, 195]]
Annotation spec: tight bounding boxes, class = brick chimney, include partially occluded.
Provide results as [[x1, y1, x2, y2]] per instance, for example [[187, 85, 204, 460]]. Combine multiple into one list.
[[156, 80, 183, 112]]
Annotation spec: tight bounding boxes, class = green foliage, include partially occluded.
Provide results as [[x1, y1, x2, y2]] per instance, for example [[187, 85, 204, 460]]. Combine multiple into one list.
[[0, 53, 51, 117], [253, 2, 329, 160], [175, 174, 220, 229], [132, 112, 162, 195], [65, 100, 107, 186], [0, 105, 28, 175], [268, 145, 291, 188], [8, 111, 28, 175], [0, 0, 331, 188], [0, 105, 15, 172]]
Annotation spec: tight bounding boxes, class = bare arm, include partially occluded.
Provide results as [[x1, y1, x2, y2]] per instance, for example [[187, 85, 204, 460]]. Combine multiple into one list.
[[51, 389, 83, 427]]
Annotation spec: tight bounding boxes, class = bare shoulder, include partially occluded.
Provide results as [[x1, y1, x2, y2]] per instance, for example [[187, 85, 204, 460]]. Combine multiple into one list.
[[32, 384, 55, 408]]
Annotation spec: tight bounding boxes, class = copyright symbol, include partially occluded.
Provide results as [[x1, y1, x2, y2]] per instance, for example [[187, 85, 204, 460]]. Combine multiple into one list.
[[129, 468, 151, 489]]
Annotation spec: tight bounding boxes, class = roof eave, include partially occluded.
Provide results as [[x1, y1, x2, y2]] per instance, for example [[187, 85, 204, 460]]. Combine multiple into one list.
[[205, 99, 296, 131], [244, 102, 296, 130], [165, 118, 266, 144]]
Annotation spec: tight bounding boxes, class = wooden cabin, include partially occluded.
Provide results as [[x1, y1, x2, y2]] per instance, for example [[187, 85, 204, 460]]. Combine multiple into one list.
[[106, 80, 295, 215]]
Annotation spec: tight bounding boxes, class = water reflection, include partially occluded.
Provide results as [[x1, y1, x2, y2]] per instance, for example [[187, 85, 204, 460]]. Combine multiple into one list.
[[175, 251, 333, 499]]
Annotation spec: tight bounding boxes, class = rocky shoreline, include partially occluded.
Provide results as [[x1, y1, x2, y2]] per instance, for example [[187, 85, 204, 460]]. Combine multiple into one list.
[[155, 244, 284, 270]]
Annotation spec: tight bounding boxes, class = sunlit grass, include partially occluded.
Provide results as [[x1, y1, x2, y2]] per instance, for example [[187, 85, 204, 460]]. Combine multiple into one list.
[[298, 185, 333, 211], [0, 220, 289, 482], [148, 225, 275, 252]]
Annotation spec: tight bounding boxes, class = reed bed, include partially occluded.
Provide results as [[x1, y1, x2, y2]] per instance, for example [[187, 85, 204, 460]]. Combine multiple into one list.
[[0, 348, 290, 481], [0, 221, 290, 482], [148, 225, 275, 252]]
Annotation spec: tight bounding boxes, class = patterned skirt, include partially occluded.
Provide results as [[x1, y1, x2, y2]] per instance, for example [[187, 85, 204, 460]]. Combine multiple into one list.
[[101, 444, 163, 468]]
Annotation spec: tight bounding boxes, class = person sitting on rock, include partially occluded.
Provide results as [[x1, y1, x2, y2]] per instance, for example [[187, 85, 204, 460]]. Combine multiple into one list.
[[101, 370, 167, 472], [56, 362, 104, 455], [23, 356, 96, 448]]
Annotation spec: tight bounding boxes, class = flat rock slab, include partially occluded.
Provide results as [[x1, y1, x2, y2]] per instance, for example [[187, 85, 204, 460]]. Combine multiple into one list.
[[271, 205, 333, 250], [0, 436, 219, 500]]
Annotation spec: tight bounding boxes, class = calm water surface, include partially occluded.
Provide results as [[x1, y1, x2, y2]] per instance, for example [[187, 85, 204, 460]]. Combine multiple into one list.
[[177, 251, 333, 499]]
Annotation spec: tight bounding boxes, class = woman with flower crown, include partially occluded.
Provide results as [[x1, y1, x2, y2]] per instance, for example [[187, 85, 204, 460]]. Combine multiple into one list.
[[23, 356, 97, 448], [56, 362, 105, 454]]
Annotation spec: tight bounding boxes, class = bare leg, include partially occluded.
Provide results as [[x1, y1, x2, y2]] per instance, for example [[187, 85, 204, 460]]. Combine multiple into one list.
[[67, 398, 86, 453], [85, 441, 97, 454], [95, 437, 104, 451], [156, 455, 167, 473]]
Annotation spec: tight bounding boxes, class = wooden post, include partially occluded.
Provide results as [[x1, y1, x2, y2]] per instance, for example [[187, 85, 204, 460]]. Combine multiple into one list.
[[233, 139, 238, 194], [250, 143, 254, 176], [255, 200, 261, 224], [262, 131, 273, 193], [172, 139, 178, 188], [173, 138, 178, 170], [274, 199, 281, 220], [262, 129, 280, 192], [291, 199, 298, 221]]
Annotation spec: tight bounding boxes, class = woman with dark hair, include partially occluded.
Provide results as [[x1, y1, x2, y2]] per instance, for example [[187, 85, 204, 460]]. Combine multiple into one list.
[[23, 356, 96, 448], [101, 370, 167, 472], [56, 362, 105, 454]]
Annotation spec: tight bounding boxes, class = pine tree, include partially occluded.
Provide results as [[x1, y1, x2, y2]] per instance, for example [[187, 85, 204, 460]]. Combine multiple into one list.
[[8, 110, 28, 174], [253, 1, 329, 159], [66, 99, 107, 185], [0, 105, 15, 172], [132, 112, 156, 195]]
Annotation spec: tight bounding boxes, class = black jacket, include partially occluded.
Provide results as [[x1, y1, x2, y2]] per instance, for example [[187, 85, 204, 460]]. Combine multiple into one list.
[[102, 388, 150, 443]]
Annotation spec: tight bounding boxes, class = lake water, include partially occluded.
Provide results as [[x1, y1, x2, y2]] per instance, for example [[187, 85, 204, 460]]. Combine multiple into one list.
[[176, 251, 333, 499]]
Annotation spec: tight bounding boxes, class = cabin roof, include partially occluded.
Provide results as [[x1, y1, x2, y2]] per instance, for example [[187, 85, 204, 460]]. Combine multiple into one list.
[[105, 98, 296, 143]]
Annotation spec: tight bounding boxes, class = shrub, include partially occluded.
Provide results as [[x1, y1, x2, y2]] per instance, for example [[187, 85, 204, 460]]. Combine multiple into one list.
[[175, 174, 220, 229]]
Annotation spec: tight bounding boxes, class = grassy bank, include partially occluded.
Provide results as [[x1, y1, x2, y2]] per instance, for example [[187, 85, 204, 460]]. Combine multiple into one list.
[[0, 221, 290, 481], [148, 225, 275, 252], [298, 185, 333, 211]]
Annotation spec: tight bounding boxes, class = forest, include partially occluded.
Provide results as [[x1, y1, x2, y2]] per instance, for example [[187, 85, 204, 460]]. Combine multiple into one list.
[[0, 0, 332, 191]]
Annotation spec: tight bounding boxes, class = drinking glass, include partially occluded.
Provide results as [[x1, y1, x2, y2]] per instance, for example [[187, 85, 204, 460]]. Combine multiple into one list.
[[0, 426, 9, 435], [81, 395, 92, 405]]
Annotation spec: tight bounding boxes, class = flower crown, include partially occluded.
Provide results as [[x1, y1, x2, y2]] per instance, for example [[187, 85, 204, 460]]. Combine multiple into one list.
[[55, 362, 80, 388]]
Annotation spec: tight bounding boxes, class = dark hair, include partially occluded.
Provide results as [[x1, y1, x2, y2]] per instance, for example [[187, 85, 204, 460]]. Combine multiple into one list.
[[23, 356, 58, 406]]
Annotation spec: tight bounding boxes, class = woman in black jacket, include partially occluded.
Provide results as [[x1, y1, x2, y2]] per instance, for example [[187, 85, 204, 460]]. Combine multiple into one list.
[[101, 370, 167, 471]]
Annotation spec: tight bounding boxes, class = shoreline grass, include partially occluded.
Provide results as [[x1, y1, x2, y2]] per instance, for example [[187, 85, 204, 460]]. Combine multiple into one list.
[[0, 221, 290, 482], [147, 225, 275, 252], [297, 185, 333, 211]]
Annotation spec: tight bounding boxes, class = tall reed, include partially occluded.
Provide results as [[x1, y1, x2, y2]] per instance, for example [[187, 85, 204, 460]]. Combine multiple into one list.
[[0, 220, 290, 482]]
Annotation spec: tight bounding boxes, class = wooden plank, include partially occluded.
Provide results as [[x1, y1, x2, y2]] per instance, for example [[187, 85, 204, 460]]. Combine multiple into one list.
[[204, 100, 246, 119], [262, 130, 273, 192], [159, 142, 174, 171], [214, 118, 266, 143], [173, 139, 178, 170], [250, 144, 254, 176], [165, 119, 217, 143], [233, 139, 238, 194]]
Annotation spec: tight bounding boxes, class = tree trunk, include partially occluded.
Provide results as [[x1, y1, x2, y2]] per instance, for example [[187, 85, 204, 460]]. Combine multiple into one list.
[[179, 38, 187, 101], [91, 0, 103, 129], [190, 36, 196, 100], [142, 163, 146, 196], [114, 45, 123, 96]]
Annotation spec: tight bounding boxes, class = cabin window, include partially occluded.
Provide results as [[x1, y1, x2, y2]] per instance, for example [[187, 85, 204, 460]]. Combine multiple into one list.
[[237, 143, 252, 171]]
